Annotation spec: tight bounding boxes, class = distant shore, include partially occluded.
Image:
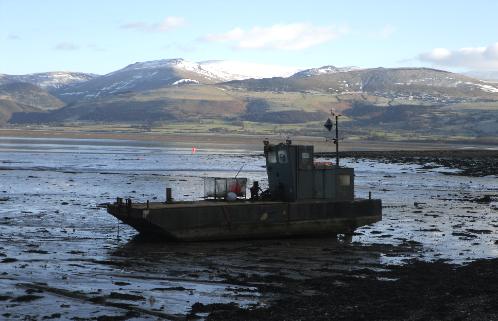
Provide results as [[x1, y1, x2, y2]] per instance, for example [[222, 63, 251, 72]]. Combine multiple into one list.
[[2, 127, 497, 176], [1, 127, 495, 152]]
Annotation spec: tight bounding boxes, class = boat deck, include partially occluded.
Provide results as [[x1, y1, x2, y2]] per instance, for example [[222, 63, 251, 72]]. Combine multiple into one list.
[[116, 198, 371, 210], [123, 200, 281, 209]]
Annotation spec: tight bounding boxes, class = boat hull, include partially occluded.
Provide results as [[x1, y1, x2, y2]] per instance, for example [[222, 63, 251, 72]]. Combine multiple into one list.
[[107, 199, 382, 241]]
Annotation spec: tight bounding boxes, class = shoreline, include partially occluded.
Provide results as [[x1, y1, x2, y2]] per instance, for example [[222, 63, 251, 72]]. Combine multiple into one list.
[[2, 128, 497, 176], [1, 128, 496, 152]]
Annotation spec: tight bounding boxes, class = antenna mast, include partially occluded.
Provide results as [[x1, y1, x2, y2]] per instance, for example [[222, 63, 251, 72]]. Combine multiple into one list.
[[323, 109, 341, 167], [334, 112, 339, 167]]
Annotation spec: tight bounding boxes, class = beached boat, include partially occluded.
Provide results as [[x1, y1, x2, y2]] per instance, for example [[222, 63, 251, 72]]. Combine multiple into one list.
[[107, 138, 382, 241]]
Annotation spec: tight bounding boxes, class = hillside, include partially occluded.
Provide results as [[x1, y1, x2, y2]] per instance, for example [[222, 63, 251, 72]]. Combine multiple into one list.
[[225, 68, 498, 104], [3, 59, 498, 141], [53, 58, 228, 103], [0, 99, 40, 124], [12, 85, 245, 123], [291, 65, 360, 78], [0, 82, 65, 110], [0, 72, 97, 90], [0, 82, 65, 124]]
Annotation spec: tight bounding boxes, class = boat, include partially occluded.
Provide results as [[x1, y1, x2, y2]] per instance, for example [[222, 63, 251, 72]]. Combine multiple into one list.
[[107, 132, 382, 241]]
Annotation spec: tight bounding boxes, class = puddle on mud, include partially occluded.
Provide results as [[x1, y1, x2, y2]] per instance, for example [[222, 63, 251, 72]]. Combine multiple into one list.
[[0, 137, 497, 320]]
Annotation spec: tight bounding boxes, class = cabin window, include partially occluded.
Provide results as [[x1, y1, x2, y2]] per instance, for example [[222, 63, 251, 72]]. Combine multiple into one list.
[[301, 152, 310, 159], [278, 150, 288, 163], [267, 151, 277, 163], [339, 175, 351, 186]]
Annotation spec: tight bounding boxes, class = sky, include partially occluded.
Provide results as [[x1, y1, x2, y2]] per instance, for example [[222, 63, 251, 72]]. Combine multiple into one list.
[[1, 0, 498, 75]]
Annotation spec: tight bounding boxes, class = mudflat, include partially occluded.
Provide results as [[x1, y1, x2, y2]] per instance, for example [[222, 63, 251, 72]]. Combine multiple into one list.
[[1, 127, 495, 152], [203, 257, 498, 321], [0, 134, 497, 320], [336, 150, 498, 177]]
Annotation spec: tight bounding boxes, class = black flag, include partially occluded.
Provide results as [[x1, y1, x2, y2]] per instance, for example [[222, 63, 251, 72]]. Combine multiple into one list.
[[324, 118, 333, 131]]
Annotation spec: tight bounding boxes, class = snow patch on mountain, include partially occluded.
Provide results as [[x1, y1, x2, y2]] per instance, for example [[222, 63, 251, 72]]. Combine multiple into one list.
[[199, 60, 303, 80], [115, 58, 222, 81], [473, 83, 498, 93], [97, 58, 304, 89], [292, 65, 361, 78], [172, 78, 199, 85], [0, 72, 98, 89]]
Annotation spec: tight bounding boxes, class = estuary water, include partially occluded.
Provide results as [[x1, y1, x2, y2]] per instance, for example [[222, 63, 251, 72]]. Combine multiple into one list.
[[0, 136, 497, 320]]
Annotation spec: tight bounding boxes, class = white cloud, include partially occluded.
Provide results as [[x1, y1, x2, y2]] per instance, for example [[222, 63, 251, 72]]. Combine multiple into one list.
[[121, 16, 186, 32], [202, 23, 348, 50], [419, 43, 498, 70], [54, 42, 79, 51]]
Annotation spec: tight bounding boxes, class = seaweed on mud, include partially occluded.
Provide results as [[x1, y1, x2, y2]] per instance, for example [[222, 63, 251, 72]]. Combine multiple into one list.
[[191, 302, 240, 314], [205, 258, 498, 321], [96, 311, 140, 321], [10, 294, 44, 302], [108, 292, 145, 301], [1, 257, 18, 263], [333, 150, 498, 177]]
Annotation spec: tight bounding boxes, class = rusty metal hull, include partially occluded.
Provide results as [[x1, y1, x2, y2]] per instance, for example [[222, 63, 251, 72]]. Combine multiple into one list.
[[107, 199, 381, 241]]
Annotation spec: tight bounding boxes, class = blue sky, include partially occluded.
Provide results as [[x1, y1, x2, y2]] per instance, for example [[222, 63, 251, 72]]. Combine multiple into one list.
[[1, 0, 498, 74]]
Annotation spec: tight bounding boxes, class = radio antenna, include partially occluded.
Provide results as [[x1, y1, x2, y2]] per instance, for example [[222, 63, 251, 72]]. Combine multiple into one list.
[[324, 109, 341, 167]]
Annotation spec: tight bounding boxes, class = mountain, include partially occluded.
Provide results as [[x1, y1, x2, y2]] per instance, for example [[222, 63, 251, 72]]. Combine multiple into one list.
[[0, 82, 64, 110], [53, 58, 229, 102], [0, 72, 97, 90], [11, 84, 246, 123], [291, 65, 360, 78], [4, 59, 498, 140], [52, 59, 306, 102], [0, 99, 40, 124], [0, 82, 64, 123], [11, 67, 498, 126], [224, 67, 498, 104], [199, 60, 302, 80]]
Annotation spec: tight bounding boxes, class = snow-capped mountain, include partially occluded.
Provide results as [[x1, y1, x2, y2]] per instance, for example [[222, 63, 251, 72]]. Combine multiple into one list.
[[54, 58, 228, 102], [4, 59, 498, 137], [199, 60, 302, 80], [54, 58, 306, 102], [109, 58, 223, 81], [291, 65, 361, 78], [0, 72, 98, 90], [5, 57, 498, 113], [224, 67, 498, 103]]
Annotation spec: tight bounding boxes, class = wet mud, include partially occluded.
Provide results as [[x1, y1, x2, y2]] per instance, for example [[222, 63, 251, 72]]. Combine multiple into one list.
[[335, 149, 498, 177], [206, 258, 498, 321], [0, 137, 497, 320]]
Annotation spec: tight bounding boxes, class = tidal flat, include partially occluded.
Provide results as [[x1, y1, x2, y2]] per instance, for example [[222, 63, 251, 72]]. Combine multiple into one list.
[[0, 136, 497, 320]]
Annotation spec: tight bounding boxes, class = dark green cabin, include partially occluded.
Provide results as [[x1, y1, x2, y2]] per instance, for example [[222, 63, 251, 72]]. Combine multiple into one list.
[[264, 141, 354, 202]]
